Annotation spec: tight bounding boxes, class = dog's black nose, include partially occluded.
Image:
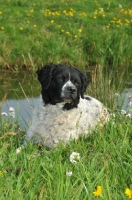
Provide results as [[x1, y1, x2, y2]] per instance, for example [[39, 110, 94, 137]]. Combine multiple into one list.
[[67, 86, 76, 94]]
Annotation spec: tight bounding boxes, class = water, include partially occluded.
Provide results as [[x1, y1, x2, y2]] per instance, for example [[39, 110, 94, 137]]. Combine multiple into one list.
[[119, 88, 132, 113], [0, 71, 40, 130], [0, 69, 132, 131], [1, 97, 39, 130]]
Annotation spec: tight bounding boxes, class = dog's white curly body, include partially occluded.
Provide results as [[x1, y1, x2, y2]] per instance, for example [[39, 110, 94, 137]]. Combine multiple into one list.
[[26, 95, 107, 148]]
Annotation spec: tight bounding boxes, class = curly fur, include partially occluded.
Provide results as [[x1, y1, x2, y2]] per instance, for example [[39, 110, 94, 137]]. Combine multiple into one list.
[[36, 63, 89, 110], [19, 64, 108, 150]]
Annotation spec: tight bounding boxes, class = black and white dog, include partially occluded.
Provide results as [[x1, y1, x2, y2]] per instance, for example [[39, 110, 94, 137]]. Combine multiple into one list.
[[22, 64, 108, 149]]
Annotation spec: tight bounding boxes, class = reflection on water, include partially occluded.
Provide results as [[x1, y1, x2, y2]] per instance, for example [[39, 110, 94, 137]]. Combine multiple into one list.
[[0, 70, 40, 130], [0, 69, 132, 130], [1, 97, 39, 130], [0, 70, 40, 99], [119, 88, 132, 113]]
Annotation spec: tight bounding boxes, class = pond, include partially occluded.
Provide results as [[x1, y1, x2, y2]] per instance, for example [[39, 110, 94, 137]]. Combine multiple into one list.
[[0, 68, 132, 131], [0, 71, 40, 130]]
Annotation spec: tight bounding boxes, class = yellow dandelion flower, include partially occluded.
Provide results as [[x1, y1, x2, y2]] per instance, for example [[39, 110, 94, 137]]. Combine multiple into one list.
[[129, 10, 132, 15], [106, 25, 109, 28], [125, 188, 132, 199], [0, 171, 3, 176], [1, 27, 4, 30], [82, 12, 87, 17], [61, 30, 64, 33], [27, 21, 30, 24], [66, 31, 70, 35], [74, 35, 78, 38], [93, 186, 102, 196], [30, 9, 34, 13], [102, 14, 105, 17], [33, 24, 37, 28], [78, 29, 82, 33], [51, 12, 55, 16], [27, 14, 30, 17], [63, 10, 67, 14], [58, 25, 61, 28], [93, 16, 97, 19], [69, 12, 74, 16], [20, 27, 23, 30], [50, 20, 54, 23], [117, 20, 122, 24], [0, 11, 2, 15], [125, 19, 130, 23], [55, 11, 60, 16]]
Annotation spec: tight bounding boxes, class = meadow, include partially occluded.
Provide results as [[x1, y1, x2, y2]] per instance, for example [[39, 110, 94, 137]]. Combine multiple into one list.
[[0, 0, 132, 69], [0, 0, 132, 199]]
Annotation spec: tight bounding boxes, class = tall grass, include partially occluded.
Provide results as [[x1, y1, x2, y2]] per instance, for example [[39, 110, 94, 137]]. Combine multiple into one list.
[[87, 64, 127, 109]]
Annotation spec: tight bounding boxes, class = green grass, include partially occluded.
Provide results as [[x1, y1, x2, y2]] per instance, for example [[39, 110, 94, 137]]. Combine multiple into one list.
[[0, 0, 132, 199], [0, 113, 132, 199], [0, 0, 132, 70]]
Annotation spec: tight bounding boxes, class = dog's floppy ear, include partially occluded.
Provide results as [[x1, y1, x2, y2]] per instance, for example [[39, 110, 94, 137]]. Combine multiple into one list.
[[36, 64, 56, 90], [78, 70, 89, 98]]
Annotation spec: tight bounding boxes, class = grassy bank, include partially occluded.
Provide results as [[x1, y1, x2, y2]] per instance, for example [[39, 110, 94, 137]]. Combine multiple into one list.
[[0, 0, 132, 70], [0, 111, 132, 199], [0, 66, 132, 199]]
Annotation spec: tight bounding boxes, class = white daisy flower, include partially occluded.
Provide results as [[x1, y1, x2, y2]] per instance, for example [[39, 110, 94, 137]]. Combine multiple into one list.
[[128, 102, 132, 106], [16, 146, 25, 154], [121, 110, 126, 115], [70, 152, 80, 164], [126, 113, 131, 118], [1, 112, 8, 116], [66, 171, 72, 176], [115, 93, 120, 96], [9, 107, 15, 118], [16, 147, 22, 154]]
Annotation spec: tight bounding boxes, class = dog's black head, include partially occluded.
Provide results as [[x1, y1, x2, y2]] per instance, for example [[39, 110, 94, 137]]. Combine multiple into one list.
[[36, 64, 89, 110]]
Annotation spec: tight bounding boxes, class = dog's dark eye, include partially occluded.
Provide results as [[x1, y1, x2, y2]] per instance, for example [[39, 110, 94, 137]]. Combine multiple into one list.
[[62, 76, 66, 81], [74, 80, 80, 85], [57, 77, 62, 80], [57, 76, 66, 82]]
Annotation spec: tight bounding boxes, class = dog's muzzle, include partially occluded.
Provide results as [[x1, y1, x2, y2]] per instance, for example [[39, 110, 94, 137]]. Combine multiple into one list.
[[66, 86, 76, 94], [61, 81, 77, 100]]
